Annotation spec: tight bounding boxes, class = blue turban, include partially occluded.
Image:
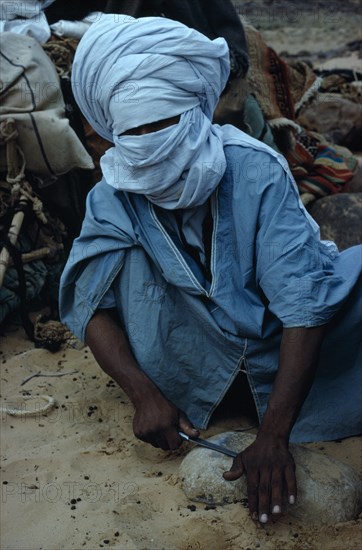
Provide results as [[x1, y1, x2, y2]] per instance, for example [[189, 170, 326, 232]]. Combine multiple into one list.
[[71, 14, 246, 209], [71, 14, 230, 139]]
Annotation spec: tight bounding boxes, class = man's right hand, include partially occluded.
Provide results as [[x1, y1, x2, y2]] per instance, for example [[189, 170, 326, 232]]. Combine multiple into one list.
[[133, 394, 199, 450], [86, 309, 199, 451]]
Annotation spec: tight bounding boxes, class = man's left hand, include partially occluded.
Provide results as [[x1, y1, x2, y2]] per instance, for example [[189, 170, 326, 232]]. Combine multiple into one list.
[[223, 434, 296, 523]]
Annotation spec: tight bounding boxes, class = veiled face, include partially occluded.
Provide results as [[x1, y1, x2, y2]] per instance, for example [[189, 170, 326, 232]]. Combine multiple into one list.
[[120, 115, 181, 136]]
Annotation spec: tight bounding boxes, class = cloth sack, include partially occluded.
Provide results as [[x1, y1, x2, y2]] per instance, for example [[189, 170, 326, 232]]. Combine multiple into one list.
[[0, 32, 94, 177]]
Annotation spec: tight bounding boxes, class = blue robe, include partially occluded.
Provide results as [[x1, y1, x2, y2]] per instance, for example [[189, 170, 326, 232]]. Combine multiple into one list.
[[60, 144, 362, 443]]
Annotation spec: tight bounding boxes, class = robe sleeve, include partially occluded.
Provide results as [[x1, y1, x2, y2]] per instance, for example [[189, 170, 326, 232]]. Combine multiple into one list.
[[254, 158, 361, 327], [59, 180, 135, 341]]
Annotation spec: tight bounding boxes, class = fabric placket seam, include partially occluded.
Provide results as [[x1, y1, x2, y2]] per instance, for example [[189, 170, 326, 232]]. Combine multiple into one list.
[[203, 338, 249, 427], [241, 344, 263, 424], [208, 189, 218, 296], [149, 204, 207, 295]]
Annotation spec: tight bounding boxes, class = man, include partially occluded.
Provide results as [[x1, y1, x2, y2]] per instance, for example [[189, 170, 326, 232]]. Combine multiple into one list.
[[60, 14, 362, 524]]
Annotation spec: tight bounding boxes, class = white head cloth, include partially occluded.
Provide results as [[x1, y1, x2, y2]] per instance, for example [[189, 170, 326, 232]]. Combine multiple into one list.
[[72, 14, 233, 208]]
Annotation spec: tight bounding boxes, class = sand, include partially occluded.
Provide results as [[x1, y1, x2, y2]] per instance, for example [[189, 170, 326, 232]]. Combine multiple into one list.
[[1, 321, 361, 550], [1, 2, 362, 548]]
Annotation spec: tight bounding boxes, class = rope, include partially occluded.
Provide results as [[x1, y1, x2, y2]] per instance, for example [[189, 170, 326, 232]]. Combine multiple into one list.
[[43, 38, 77, 79], [0, 395, 56, 417], [268, 117, 302, 131], [10, 181, 48, 225], [295, 75, 324, 115]]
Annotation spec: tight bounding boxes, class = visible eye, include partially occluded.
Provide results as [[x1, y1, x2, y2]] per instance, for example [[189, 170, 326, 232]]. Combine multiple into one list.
[[121, 115, 180, 136]]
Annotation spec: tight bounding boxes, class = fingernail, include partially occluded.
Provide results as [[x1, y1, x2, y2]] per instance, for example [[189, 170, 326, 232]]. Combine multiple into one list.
[[260, 513, 268, 523], [289, 495, 295, 504], [272, 505, 281, 514]]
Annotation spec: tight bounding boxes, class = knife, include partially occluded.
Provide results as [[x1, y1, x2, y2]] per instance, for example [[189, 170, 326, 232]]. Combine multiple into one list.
[[179, 431, 238, 458]]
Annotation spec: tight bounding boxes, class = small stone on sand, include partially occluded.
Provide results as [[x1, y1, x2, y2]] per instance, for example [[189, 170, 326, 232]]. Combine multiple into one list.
[[180, 432, 362, 525]]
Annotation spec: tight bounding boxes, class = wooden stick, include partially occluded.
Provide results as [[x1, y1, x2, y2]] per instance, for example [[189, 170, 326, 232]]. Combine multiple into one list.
[[1, 243, 64, 270], [20, 370, 78, 386], [0, 203, 27, 287], [0, 121, 28, 287]]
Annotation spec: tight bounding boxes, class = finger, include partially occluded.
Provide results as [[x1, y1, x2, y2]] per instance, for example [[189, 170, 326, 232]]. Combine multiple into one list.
[[223, 456, 244, 481], [246, 469, 260, 521], [148, 437, 162, 448], [164, 428, 182, 451], [151, 432, 178, 450], [137, 431, 164, 449], [134, 430, 154, 445], [178, 413, 200, 437], [271, 467, 283, 515], [285, 462, 297, 505], [258, 470, 271, 523], [155, 438, 172, 451]]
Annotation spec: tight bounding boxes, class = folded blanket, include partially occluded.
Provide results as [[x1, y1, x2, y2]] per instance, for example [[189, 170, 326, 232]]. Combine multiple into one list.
[[243, 23, 358, 202], [285, 131, 358, 201]]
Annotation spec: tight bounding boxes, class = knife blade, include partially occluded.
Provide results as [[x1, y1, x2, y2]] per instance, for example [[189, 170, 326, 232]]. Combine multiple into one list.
[[179, 431, 238, 458]]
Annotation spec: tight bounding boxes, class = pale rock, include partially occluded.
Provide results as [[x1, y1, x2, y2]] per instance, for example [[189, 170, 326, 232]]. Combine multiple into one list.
[[298, 95, 362, 150], [308, 193, 362, 250], [180, 432, 362, 525]]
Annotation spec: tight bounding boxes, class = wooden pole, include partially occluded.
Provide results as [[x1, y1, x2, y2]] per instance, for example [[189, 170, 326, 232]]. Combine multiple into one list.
[[4, 243, 64, 268], [0, 120, 28, 288], [0, 203, 27, 287]]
